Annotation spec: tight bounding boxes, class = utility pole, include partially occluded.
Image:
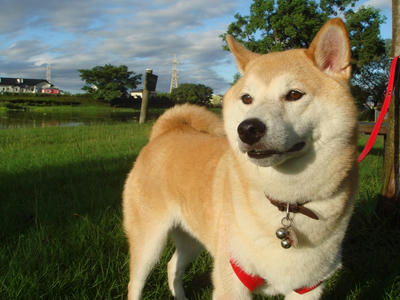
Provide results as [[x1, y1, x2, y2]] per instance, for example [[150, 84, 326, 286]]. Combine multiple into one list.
[[380, 0, 400, 213], [169, 54, 178, 93], [46, 63, 51, 84], [139, 69, 158, 124]]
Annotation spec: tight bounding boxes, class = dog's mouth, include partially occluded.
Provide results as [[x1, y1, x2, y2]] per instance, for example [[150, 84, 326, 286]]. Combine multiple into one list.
[[247, 142, 306, 159]]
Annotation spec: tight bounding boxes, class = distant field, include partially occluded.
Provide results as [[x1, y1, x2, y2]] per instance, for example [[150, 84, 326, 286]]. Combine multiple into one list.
[[0, 123, 399, 299], [0, 94, 164, 116], [0, 93, 100, 107]]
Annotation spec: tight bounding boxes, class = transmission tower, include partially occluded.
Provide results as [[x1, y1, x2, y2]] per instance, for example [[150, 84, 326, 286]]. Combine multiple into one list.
[[46, 63, 51, 84], [169, 54, 178, 93]]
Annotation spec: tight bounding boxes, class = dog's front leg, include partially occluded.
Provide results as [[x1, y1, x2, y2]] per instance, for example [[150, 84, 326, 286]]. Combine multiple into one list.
[[211, 255, 252, 300]]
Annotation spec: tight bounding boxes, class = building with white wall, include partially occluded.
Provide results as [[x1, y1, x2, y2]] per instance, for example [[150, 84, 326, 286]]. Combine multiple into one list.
[[0, 77, 52, 93]]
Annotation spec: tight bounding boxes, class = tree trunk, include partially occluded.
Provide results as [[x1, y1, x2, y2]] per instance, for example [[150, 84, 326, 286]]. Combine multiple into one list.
[[139, 69, 152, 124], [380, 0, 400, 214]]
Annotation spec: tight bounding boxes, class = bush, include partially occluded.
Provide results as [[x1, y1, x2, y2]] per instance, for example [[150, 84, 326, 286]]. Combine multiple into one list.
[[170, 83, 212, 106], [149, 93, 174, 108], [358, 109, 375, 121], [110, 93, 174, 109]]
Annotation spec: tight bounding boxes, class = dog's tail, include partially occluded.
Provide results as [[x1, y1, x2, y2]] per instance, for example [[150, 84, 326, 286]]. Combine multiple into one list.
[[149, 104, 225, 141]]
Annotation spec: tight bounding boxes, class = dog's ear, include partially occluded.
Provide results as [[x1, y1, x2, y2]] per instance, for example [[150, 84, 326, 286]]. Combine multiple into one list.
[[306, 18, 351, 81], [226, 35, 260, 74]]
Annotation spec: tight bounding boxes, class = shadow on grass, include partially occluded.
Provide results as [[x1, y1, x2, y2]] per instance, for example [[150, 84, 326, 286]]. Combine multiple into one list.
[[322, 194, 400, 300], [0, 154, 143, 298], [0, 154, 138, 241], [186, 271, 212, 295]]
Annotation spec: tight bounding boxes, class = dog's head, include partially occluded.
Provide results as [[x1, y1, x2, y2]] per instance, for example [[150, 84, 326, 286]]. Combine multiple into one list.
[[223, 18, 356, 168]]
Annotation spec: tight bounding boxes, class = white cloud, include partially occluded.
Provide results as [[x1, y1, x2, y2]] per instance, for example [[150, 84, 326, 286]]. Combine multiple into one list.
[[4, 40, 48, 60], [363, 0, 391, 10], [0, 0, 239, 94]]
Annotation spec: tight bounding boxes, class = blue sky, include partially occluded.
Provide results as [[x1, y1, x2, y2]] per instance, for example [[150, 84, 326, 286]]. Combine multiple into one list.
[[0, 0, 392, 95]]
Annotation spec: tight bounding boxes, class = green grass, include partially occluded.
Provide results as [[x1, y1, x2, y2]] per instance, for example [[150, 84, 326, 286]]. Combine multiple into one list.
[[0, 93, 133, 114], [0, 123, 151, 299], [0, 125, 399, 299], [0, 94, 170, 117], [26, 105, 135, 113], [20, 105, 166, 117]]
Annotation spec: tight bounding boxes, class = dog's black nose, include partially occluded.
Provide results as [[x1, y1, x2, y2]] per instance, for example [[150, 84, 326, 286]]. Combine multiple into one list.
[[237, 118, 266, 145]]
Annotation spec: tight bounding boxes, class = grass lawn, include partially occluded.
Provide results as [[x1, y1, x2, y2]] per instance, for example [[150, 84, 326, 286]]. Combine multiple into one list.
[[0, 95, 137, 114], [0, 95, 169, 129], [0, 123, 399, 299]]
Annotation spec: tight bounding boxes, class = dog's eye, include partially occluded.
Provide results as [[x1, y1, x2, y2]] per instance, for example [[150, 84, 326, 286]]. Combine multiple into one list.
[[285, 90, 304, 101], [241, 94, 253, 105]]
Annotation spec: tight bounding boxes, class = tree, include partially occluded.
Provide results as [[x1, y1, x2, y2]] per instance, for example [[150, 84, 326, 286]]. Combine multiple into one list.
[[222, 0, 385, 74], [222, 0, 326, 53], [231, 73, 242, 86], [345, 6, 386, 72], [350, 57, 387, 120], [170, 83, 213, 106], [78, 64, 142, 102], [351, 39, 391, 110]]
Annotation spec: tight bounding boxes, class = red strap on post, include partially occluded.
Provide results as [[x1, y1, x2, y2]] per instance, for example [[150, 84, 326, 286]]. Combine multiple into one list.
[[357, 56, 399, 164]]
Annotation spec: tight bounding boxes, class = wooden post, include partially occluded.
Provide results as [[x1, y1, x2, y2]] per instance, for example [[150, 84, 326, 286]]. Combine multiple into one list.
[[139, 69, 152, 124], [394, 0, 400, 55], [380, 0, 400, 213]]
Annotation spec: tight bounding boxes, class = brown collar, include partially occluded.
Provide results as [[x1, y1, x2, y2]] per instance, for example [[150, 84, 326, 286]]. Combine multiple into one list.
[[266, 194, 319, 220]]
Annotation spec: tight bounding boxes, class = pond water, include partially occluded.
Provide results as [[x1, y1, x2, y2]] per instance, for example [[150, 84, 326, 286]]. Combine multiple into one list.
[[0, 110, 163, 129]]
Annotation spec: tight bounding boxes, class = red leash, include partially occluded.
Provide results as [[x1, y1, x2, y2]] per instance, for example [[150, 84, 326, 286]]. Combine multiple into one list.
[[357, 56, 399, 164]]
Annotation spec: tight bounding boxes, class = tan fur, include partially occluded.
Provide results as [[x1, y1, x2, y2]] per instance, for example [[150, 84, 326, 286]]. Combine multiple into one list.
[[226, 35, 261, 74], [149, 103, 225, 141], [123, 19, 358, 300]]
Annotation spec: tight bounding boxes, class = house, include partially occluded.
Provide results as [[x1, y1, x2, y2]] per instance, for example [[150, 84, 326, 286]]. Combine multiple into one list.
[[0, 77, 52, 93]]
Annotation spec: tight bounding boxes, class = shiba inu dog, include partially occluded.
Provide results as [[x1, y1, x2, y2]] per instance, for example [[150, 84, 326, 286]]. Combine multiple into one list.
[[123, 18, 358, 300]]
